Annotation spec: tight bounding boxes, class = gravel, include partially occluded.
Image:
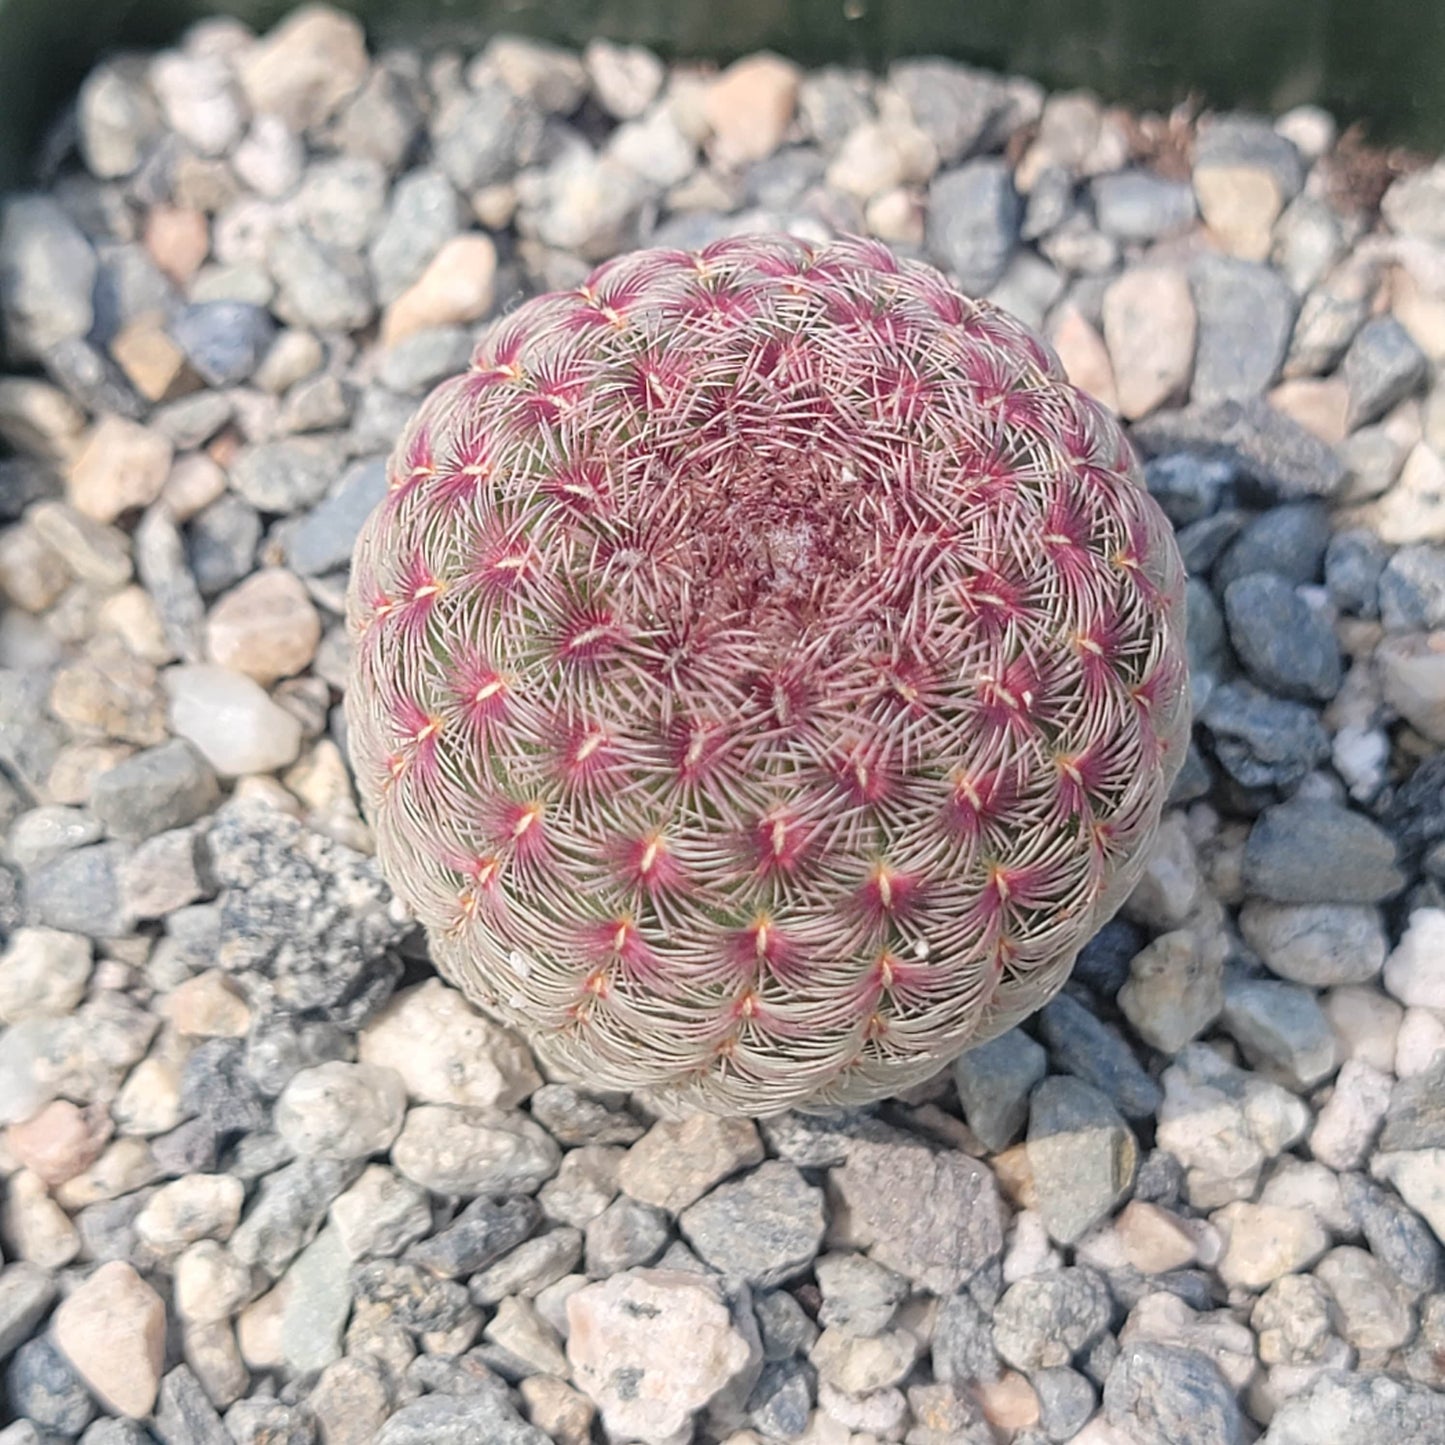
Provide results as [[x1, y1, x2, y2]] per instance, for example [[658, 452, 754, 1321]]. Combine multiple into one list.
[[0, 15, 1442, 1445], [926, 158, 1021, 293]]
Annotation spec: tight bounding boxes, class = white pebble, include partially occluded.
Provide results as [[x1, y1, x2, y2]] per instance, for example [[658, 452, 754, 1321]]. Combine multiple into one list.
[[163, 663, 303, 777]]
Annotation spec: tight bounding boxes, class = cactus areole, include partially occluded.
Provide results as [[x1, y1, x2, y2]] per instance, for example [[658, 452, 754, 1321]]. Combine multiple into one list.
[[347, 234, 1188, 1115]]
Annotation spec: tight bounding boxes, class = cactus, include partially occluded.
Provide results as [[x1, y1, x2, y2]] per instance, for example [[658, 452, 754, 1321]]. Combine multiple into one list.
[[347, 233, 1188, 1115]]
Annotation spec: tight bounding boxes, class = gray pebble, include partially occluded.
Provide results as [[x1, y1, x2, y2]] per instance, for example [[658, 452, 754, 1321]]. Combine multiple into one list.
[[1339, 1173, 1441, 1296], [468, 1229, 583, 1305], [584, 1195, 670, 1276], [1187, 579, 1227, 710], [403, 1351, 510, 1399], [78, 60, 163, 180], [228, 438, 340, 516], [42, 335, 145, 419], [816, 1252, 909, 1337], [0, 1265, 57, 1363], [209, 801, 408, 1024], [76, 1186, 156, 1261], [1143, 452, 1235, 527], [1199, 681, 1329, 791], [0, 458, 59, 524], [1215, 502, 1331, 590], [993, 1267, 1112, 1372], [407, 1196, 541, 1279], [224, 1130, 295, 1182], [1034, 1365, 1097, 1443], [432, 85, 541, 193], [298, 155, 390, 251], [753, 1288, 819, 1362], [269, 227, 375, 333], [1255, 1369, 1442, 1445], [1091, 170, 1197, 242], [223, 1399, 317, 1445], [932, 1289, 1001, 1386], [9, 806, 104, 872], [0, 195, 98, 360], [278, 373, 354, 434], [182, 1038, 270, 1135], [352, 1260, 474, 1337], [1380, 544, 1445, 631], [332, 61, 424, 174], [1343, 316, 1428, 428], [1132, 398, 1347, 503], [134, 505, 206, 662], [26, 840, 132, 938], [229, 1157, 363, 1275], [1325, 528, 1389, 618], [287, 456, 388, 577], [151, 392, 233, 450], [188, 494, 262, 596], [280, 1228, 354, 1375], [798, 69, 873, 153], [1027, 1077, 1138, 1245], [244, 1016, 349, 1097], [1072, 918, 1147, 998], [152, 1365, 228, 1445], [1218, 979, 1338, 1090], [349, 385, 419, 456], [91, 740, 218, 841], [527, 1083, 643, 1151], [1378, 1056, 1445, 1153], [745, 147, 827, 210], [1104, 1340, 1242, 1445], [92, 240, 174, 343], [171, 302, 277, 387], [368, 169, 463, 304], [678, 1161, 826, 1289], [890, 58, 1009, 162], [748, 1358, 816, 1439], [1021, 164, 1077, 241], [80, 1421, 157, 1445], [1177, 511, 1248, 574], [376, 1392, 550, 1445], [952, 1028, 1047, 1152], [926, 159, 1020, 294], [1190, 254, 1297, 406], [6, 1336, 96, 1436], [0, 1424, 48, 1445], [1194, 115, 1304, 201], [1223, 573, 1340, 701], [1244, 799, 1404, 904], [825, 1123, 1004, 1294], [377, 327, 473, 395], [1038, 991, 1162, 1119]]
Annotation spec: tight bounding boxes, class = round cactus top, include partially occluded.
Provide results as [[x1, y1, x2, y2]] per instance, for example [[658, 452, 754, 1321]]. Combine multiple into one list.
[[347, 233, 1188, 1115]]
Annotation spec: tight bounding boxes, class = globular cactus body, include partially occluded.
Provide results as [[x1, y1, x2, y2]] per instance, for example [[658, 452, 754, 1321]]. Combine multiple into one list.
[[348, 234, 1188, 1115]]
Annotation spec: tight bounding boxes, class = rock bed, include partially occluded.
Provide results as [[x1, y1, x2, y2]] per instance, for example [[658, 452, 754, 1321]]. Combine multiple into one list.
[[0, 4, 1444, 1443]]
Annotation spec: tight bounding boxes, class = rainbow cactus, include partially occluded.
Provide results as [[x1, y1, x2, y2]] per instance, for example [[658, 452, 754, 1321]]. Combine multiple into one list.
[[347, 233, 1189, 1115]]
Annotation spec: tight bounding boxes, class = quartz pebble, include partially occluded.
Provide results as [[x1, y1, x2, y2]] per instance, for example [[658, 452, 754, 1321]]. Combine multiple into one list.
[[391, 1106, 560, 1195], [0, 928, 91, 1024], [52, 1261, 166, 1418], [275, 1061, 407, 1160], [205, 568, 321, 684], [358, 979, 541, 1110], [164, 663, 303, 776], [1383, 908, 1445, 1009], [567, 1269, 757, 1443]]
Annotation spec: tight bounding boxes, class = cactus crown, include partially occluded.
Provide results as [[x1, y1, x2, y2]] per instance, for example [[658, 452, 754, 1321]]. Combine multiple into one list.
[[348, 233, 1188, 1115]]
